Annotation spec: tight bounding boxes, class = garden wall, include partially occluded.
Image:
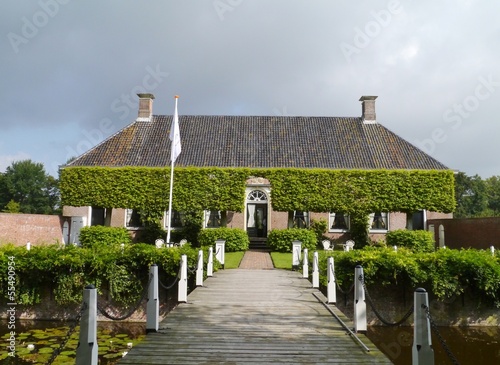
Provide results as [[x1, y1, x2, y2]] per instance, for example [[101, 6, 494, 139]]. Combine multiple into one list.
[[0, 213, 63, 246], [427, 217, 500, 249], [332, 284, 499, 327]]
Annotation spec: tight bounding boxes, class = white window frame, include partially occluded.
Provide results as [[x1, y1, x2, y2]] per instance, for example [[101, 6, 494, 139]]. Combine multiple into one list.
[[329, 212, 350, 232], [290, 210, 310, 229], [204, 210, 222, 228], [125, 209, 145, 229], [164, 210, 185, 230], [369, 212, 389, 232]]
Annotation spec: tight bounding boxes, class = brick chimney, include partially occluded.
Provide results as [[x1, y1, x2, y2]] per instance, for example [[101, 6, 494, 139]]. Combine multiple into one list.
[[137, 93, 155, 121], [359, 96, 378, 124]]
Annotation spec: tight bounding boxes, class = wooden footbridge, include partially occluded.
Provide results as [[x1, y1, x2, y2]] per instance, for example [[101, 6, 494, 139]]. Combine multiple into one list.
[[119, 252, 392, 364]]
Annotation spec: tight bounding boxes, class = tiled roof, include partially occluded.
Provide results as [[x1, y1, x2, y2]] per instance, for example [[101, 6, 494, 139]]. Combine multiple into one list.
[[66, 115, 449, 170]]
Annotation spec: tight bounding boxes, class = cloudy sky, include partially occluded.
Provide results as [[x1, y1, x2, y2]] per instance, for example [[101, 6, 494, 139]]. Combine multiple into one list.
[[1, 1, 499, 178]]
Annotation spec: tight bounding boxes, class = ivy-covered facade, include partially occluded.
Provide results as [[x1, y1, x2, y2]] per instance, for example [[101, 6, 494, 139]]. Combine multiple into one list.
[[61, 94, 454, 246]]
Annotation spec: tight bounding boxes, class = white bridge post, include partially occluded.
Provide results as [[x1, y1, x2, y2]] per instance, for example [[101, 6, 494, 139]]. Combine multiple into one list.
[[196, 249, 204, 287], [302, 248, 309, 278], [178, 255, 188, 303], [292, 240, 302, 270], [215, 239, 225, 269], [327, 256, 336, 304], [412, 288, 434, 365], [76, 285, 98, 365], [146, 265, 159, 333], [207, 246, 214, 277], [354, 265, 367, 333], [312, 251, 319, 288]]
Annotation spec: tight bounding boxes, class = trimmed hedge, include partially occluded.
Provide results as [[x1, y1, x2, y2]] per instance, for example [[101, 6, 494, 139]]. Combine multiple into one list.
[[316, 247, 500, 307], [386, 229, 435, 253], [267, 228, 317, 253], [197, 228, 249, 252], [78, 226, 132, 249], [0, 243, 204, 306], [60, 167, 456, 214]]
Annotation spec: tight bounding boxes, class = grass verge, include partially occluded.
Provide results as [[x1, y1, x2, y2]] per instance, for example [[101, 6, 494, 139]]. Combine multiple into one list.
[[270, 252, 292, 270], [224, 251, 245, 269]]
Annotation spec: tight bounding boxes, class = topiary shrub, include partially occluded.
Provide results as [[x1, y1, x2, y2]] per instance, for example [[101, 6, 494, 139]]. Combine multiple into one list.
[[267, 228, 317, 253], [78, 226, 132, 249], [309, 218, 328, 245], [386, 229, 435, 253], [197, 228, 249, 252]]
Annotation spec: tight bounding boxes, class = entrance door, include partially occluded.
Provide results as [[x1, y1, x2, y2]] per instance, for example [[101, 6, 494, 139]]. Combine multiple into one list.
[[247, 203, 268, 238]]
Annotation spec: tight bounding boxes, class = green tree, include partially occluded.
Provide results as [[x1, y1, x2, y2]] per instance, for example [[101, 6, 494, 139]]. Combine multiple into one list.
[[0, 173, 8, 208], [454, 172, 488, 218], [2, 199, 20, 213], [1, 160, 60, 214], [484, 176, 500, 216]]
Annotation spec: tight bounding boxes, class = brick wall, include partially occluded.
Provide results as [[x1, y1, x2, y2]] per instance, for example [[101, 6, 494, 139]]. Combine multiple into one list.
[[427, 217, 500, 249], [0, 213, 63, 246]]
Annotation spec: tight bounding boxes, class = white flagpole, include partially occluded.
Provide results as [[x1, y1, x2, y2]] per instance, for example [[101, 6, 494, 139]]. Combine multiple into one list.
[[166, 95, 179, 243], [166, 150, 175, 243]]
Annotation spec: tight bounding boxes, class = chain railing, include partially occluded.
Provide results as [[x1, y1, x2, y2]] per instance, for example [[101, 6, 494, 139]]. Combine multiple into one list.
[[97, 273, 153, 321], [44, 302, 87, 365], [358, 274, 414, 327], [422, 303, 461, 365], [159, 273, 180, 290]]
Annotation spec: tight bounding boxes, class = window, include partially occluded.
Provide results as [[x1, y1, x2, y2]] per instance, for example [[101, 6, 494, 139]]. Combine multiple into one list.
[[409, 210, 425, 230], [247, 190, 267, 202], [91, 207, 110, 226], [289, 211, 309, 229], [126, 209, 145, 228], [329, 212, 350, 231], [165, 210, 185, 229], [369, 212, 388, 231], [205, 210, 222, 228]]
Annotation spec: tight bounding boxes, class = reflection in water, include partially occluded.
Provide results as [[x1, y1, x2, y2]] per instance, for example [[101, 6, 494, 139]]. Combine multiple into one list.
[[0, 320, 145, 365], [367, 326, 500, 365]]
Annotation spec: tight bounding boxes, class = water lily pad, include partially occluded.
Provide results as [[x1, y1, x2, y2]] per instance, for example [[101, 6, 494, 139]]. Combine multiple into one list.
[[16, 348, 32, 356], [33, 333, 50, 339], [38, 347, 54, 354]]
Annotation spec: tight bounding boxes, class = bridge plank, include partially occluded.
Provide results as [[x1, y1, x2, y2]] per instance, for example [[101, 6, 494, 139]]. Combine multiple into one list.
[[119, 269, 391, 364]]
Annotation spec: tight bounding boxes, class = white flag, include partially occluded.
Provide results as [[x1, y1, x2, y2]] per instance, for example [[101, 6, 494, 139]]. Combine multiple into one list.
[[170, 96, 181, 162]]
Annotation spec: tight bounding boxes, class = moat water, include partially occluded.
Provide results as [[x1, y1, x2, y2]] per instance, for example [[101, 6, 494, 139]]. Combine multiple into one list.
[[1, 320, 499, 364], [367, 325, 500, 364]]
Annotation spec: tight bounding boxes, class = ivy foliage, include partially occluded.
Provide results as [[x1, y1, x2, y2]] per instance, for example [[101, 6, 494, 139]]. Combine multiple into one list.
[[61, 167, 455, 248], [0, 243, 203, 306], [263, 169, 455, 213], [61, 167, 455, 214], [315, 247, 500, 307], [60, 167, 249, 213]]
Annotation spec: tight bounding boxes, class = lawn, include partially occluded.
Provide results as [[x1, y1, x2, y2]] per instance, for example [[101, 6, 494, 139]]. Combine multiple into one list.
[[270, 252, 292, 270], [224, 251, 245, 269], [222, 251, 293, 270]]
